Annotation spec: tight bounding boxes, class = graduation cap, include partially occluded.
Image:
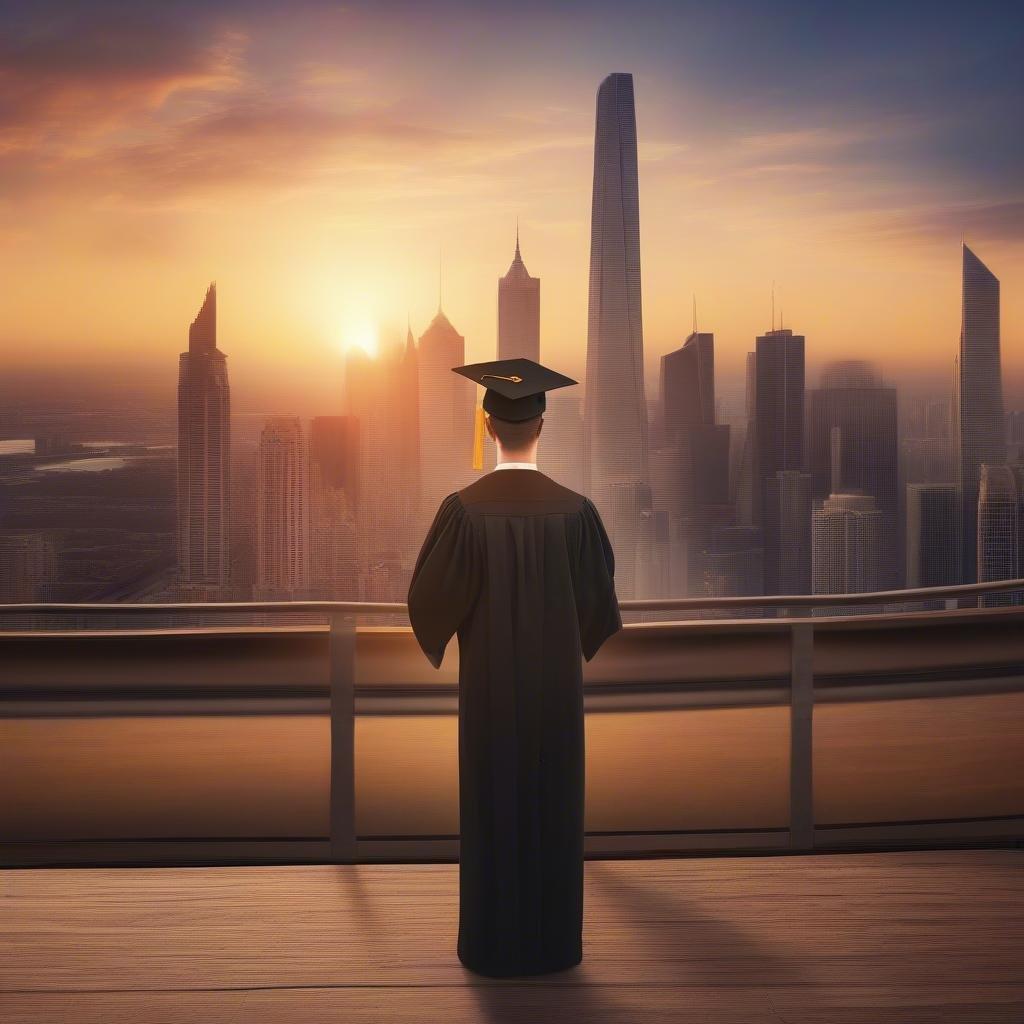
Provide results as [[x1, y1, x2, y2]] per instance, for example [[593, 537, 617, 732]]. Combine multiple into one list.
[[452, 358, 578, 469]]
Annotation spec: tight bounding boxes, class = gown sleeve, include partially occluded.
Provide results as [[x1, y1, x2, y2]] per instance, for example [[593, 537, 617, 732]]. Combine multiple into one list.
[[407, 492, 482, 669], [572, 497, 623, 662]]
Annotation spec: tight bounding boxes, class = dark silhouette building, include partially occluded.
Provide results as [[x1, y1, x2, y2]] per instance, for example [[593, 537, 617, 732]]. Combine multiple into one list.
[[807, 360, 899, 587], [660, 331, 730, 507], [177, 282, 231, 596], [308, 415, 360, 599], [753, 328, 807, 593], [906, 483, 960, 590], [953, 244, 1005, 583]]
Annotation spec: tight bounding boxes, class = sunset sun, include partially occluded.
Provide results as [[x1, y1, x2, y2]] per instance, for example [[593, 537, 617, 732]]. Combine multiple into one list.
[[341, 315, 379, 358]]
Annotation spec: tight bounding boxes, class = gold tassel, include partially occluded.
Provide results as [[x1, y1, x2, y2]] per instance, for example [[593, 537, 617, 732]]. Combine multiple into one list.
[[472, 402, 485, 470]]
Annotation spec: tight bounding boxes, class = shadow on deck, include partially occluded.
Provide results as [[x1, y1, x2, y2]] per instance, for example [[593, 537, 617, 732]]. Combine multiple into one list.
[[3, 849, 1023, 1023]]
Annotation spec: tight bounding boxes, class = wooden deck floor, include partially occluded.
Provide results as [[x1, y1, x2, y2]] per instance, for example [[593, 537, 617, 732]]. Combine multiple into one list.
[[3, 849, 1023, 1023]]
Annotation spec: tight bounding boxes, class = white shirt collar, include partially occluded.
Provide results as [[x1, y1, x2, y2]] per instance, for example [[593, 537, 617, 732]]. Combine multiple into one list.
[[494, 461, 538, 471]]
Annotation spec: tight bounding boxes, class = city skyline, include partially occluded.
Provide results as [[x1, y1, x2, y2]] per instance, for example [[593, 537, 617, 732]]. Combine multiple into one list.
[[154, 228, 1013, 606], [1, 2, 1022, 416], [3, 27, 1024, 610]]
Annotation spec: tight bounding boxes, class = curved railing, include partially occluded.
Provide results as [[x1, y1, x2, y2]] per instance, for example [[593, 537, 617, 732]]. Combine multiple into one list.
[[2, 578, 1024, 866]]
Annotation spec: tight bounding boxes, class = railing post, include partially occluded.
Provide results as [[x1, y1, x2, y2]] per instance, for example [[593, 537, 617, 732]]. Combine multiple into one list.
[[789, 622, 814, 850], [329, 612, 357, 863]]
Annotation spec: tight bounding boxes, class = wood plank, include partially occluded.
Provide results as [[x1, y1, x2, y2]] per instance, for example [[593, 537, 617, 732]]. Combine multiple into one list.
[[2, 851, 1022, 1020], [5, 986, 1024, 1024], [1, 987, 781, 1024]]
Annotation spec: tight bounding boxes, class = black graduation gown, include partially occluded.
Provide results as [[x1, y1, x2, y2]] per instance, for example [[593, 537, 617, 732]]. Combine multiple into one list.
[[407, 468, 622, 978]]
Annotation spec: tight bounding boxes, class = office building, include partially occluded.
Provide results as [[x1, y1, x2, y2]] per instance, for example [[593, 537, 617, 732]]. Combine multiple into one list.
[[256, 417, 308, 597], [754, 329, 806, 592], [497, 232, 540, 362], [953, 244, 1005, 582], [177, 283, 231, 596], [807, 360, 899, 587], [812, 492, 886, 610], [906, 483, 960, 590], [584, 72, 649, 517]]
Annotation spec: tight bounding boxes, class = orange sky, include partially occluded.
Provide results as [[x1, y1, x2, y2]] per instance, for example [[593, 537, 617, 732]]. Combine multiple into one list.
[[2, 3, 1022, 414]]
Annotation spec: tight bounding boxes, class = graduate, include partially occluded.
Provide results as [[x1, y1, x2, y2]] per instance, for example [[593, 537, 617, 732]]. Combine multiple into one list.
[[407, 357, 622, 978]]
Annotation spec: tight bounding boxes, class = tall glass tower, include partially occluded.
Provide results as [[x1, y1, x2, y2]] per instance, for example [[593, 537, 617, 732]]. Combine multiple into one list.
[[953, 244, 1004, 582], [176, 282, 231, 596], [584, 72, 648, 518]]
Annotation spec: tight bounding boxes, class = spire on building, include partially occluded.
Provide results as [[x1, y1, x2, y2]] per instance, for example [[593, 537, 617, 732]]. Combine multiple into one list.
[[503, 226, 532, 282], [188, 281, 217, 354], [438, 246, 444, 314], [178, 279, 230, 594], [497, 223, 540, 360]]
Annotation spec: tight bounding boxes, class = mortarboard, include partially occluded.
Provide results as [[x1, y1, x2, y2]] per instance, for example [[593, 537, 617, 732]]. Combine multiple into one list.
[[452, 358, 578, 469]]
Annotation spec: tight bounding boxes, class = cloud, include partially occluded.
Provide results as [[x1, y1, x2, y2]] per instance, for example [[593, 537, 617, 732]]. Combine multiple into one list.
[[96, 99, 471, 196], [853, 199, 1024, 246], [0, 8, 244, 152]]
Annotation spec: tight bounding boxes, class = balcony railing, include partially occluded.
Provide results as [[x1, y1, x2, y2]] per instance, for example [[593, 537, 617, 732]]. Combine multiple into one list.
[[2, 577, 1024, 867]]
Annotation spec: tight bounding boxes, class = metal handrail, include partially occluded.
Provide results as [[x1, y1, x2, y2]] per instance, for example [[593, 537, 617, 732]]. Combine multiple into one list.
[[4, 576, 1024, 867], [1, 574, 1023, 616]]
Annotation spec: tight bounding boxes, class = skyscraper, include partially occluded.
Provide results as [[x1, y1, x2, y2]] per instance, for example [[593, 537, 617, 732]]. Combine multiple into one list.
[[346, 339, 410, 581], [807, 360, 899, 587], [256, 417, 308, 597], [765, 469, 812, 596], [812, 491, 886, 612], [754, 328, 806, 592], [661, 331, 714, 433], [734, 351, 758, 529], [906, 483, 960, 590], [660, 331, 730, 507], [308, 416, 359, 598], [177, 282, 231, 596], [418, 308, 475, 519], [309, 416, 359, 510], [497, 231, 540, 362], [537, 390, 584, 493], [977, 463, 1023, 605], [953, 244, 1005, 582], [584, 72, 648, 517], [654, 330, 731, 597]]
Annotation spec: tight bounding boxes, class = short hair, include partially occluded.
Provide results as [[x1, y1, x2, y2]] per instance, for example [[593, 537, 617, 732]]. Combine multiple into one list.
[[487, 413, 542, 450]]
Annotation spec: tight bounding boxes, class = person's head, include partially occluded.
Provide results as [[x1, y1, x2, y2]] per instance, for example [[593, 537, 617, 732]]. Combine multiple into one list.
[[485, 412, 543, 459]]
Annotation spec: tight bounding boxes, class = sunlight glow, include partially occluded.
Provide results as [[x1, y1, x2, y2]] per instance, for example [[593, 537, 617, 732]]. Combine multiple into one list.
[[342, 315, 379, 358]]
